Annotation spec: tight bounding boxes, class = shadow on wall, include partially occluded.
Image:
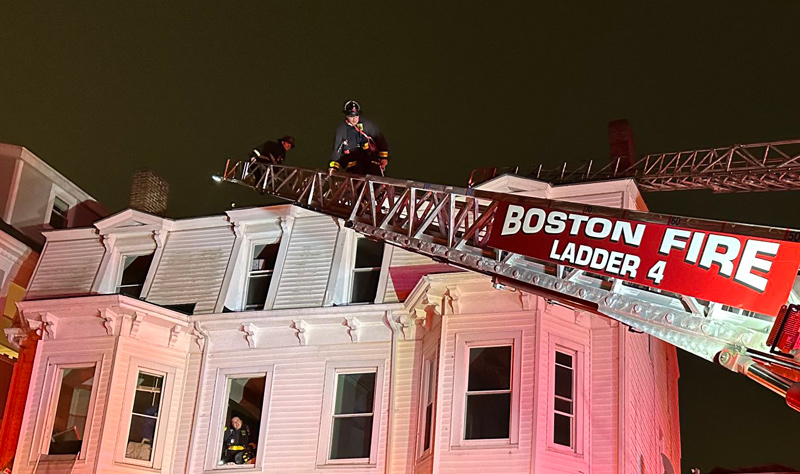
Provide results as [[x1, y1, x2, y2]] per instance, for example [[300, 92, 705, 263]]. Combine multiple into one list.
[[16, 199, 109, 246]]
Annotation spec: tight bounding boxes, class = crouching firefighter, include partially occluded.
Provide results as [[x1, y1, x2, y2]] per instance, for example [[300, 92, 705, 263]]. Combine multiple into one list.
[[329, 100, 389, 175], [220, 416, 254, 464]]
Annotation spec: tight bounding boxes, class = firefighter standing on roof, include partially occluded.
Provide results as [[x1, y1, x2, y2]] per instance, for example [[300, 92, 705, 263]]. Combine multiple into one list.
[[329, 100, 389, 175]]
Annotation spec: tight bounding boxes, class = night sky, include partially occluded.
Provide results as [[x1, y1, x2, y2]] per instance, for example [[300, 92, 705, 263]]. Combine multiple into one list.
[[2, 2, 800, 471]]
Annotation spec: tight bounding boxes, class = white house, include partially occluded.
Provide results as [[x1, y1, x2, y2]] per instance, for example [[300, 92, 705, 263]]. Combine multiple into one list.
[[8, 175, 680, 473]]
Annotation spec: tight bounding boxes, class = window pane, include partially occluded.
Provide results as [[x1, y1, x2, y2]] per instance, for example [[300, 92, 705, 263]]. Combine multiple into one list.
[[553, 413, 572, 447], [554, 397, 572, 415], [245, 275, 271, 309], [330, 416, 373, 459], [49, 197, 69, 229], [220, 376, 266, 465], [465, 393, 510, 439], [554, 365, 573, 399], [49, 367, 95, 455], [468, 346, 511, 392], [350, 270, 381, 304], [251, 243, 280, 272], [335, 373, 375, 415], [354, 239, 384, 268], [555, 351, 573, 367], [423, 404, 433, 451], [119, 254, 154, 299], [126, 372, 164, 462]]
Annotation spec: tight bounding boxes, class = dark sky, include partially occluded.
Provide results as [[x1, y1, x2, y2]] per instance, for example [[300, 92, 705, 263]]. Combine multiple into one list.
[[2, 2, 800, 471]]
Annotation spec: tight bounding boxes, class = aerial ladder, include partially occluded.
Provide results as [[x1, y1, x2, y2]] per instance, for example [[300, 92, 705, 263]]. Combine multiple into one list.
[[215, 138, 800, 412]]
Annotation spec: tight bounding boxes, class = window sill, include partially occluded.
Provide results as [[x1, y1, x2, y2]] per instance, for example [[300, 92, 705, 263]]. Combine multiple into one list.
[[205, 464, 258, 473], [37, 454, 83, 463], [450, 439, 519, 450], [545, 445, 584, 459], [315, 460, 377, 469]]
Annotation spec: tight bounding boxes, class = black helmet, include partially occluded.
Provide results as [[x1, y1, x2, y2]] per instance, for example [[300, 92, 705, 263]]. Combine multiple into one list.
[[343, 100, 361, 116], [279, 135, 295, 148]]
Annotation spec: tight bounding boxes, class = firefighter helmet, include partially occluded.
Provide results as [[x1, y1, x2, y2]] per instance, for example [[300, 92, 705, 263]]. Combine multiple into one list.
[[279, 135, 295, 149], [343, 100, 361, 116]]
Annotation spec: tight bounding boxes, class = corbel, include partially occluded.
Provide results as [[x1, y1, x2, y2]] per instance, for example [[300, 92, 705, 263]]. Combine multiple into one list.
[[343, 317, 361, 343], [152, 229, 168, 248], [129, 312, 145, 339], [97, 308, 118, 336], [37, 313, 58, 340], [168, 325, 182, 348], [290, 320, 307, 346], [394, 313, 417, 340], [191, 322, 206, 351], [239, 322, 257, 349]]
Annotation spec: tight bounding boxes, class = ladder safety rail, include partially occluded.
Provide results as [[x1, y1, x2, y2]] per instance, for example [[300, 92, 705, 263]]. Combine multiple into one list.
[[217, 160, 800, 409], [532, 138, 800, 193]]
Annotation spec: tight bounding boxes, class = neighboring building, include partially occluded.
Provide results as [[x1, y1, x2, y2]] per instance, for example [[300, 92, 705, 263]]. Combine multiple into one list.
[[8, 176, 681, 473], [0, 143, 108, 469]]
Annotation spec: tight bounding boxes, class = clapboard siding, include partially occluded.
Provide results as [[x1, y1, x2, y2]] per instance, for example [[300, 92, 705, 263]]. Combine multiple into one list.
[[590, 321, 619, 473], [187, 342, 391, 474], [27, 238, 105, 298], [171, 352, 203, 474], [436, 311, 537, 473], [388, 339, 420, 473], [272, 216, 339, 309], [552, 190, 624, 208], [14, 338, 115, 474], [147, 226, 235, 314]]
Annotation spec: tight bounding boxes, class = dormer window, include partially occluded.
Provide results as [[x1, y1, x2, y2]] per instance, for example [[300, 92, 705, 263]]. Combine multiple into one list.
[[117, 254, 154, 299], [245, 242, 280, 310], [49, 196, 70, 229], [350, 238, 384, 304]]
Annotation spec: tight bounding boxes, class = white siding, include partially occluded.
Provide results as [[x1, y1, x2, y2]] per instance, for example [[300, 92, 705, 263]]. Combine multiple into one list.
[[27, 238, 105, 299], [383, 248, 453, 303], [187, 342, 392, 474], [147, 226, 235, 314], [590, 319, 619, 472], [388, 339, 421, 473], [272, 216, 339, 309]]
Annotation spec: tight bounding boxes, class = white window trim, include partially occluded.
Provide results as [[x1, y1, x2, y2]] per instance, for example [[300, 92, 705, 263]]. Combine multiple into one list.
[[114, 358, 177, 469], [345, 235, 389, 305], [44, 184, 77, 229], [30, 353, 104, 463], [416, 347, 438, 460], [545, 335, 586, 457], [316, 359, 385, 468], [205, 365, 274, 472], [114, 252, 156, 298], [241, 237, 282, 311], [450, 331, 522, 449], [93, 235, 158, 296]]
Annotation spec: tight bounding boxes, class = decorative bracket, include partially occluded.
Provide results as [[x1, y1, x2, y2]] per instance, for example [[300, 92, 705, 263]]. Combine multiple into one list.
[[168, 325, 182, 348], [191, 322, 206, 351], [344, 317, 361, 343], [97, 308, 117, 336], [291, 320, 307, 346], [129, 312, 145, 339], [240, 323, 257, 349]]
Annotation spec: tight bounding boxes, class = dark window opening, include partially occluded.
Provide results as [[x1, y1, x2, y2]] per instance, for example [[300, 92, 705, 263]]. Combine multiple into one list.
[[421, 359, 436, 452], [245, 242, 280, 310], [465, 345, 511, 440], [330, 372, 376, 460], [553, 350, 575, 448], [220, 376, 266, 466], [118, 254, 154, 299], [49, 366, 95, 455], [350, 239, 384, 304], [125, 372, 164, 462], [49, 196, 69, 229]]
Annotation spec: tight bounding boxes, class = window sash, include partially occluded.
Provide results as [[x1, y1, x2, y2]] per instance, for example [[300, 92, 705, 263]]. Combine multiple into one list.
[[552, 347, 578, 450], [125, 370, 165, 464]]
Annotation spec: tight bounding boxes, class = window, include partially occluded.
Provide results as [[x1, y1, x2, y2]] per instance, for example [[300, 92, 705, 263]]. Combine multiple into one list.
[[125, 372, 164, 462], [331, 372, 376, 460], [451, 332, 521, 447], [553, 350, 575, 448], [418, 354, 437, 457], [219, 376, 266, 466], [49, 366, 95, 455], [318, 362, 384, 466], [49, 196, 69, 229], [350, 238, 384, 304], [245, 242, 280, 310], [465, 345, 511, 440], [117, 254, 154, 298]]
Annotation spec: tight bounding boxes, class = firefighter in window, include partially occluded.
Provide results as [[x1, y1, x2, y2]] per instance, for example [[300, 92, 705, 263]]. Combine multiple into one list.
[[220, 416, 255, 465], [329, 100, 389, 175]]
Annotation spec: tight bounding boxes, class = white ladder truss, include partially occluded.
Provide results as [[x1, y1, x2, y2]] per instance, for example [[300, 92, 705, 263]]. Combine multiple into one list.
[[219, 160, 800, 405]]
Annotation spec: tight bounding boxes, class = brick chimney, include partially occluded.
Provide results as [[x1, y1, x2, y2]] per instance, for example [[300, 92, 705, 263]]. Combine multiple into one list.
[[608, 119, 636, 171], [129, 169, 169, 216]]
